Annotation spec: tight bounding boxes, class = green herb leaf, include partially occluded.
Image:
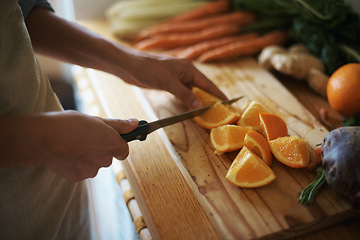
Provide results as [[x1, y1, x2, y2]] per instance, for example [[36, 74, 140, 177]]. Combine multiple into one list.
[[343, 113, 360, 126], [231, 0, 360, 75], [299, 166, 326, 205]]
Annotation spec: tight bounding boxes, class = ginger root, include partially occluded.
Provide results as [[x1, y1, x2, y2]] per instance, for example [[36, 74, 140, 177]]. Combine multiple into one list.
[[258, 44, 328, 97]]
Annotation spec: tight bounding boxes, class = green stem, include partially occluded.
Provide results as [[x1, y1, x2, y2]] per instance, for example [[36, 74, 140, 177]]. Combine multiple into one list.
[[294, 0, 333, 20], [299, 166, 326, 205], [240, 17, 291, 35]]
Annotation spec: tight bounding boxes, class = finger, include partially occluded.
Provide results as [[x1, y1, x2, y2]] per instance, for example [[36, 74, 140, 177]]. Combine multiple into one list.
[[100, 118, 135, 159], [90, 154, 113, 167], [189, 69, 228, 101], [102, 118, 139, 134], [73, 160, 101, 180], [165, 80, 202, 109], [167, 69, 227, 108], [113, 145, 129, 160]]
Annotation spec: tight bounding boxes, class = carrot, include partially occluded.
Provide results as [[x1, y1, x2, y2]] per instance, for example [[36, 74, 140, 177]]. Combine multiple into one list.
[[164, 0, 231, 23], [174, 32, 258, 60], [197, 30, 288, 62], [134, 24, 240, 50], [134, 11, 256, 42], [162, 46, 189, 57]]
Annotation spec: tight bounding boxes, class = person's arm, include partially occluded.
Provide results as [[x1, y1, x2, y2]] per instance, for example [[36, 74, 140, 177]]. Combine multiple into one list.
[[0, 111, 138, 181], [24, 7, 227, 109]]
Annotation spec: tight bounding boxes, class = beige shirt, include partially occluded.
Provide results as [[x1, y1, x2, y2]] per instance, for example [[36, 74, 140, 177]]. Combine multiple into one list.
[[0, 1, 92, 239]]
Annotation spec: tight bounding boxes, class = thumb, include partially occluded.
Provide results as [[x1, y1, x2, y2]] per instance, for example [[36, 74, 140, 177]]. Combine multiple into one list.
[[103, 118, 139, 134]]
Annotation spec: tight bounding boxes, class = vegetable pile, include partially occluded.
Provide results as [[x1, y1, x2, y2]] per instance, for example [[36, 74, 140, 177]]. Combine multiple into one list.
[[299, 126, 360, 210], [130, 0, 290, 62], [232, 0, 360, 76], [107, 0, 359, 73]]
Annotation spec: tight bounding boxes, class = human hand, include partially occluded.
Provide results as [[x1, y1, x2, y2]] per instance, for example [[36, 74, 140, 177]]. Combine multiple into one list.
[[41, 111, 139, 181], [0, 111, 138, 181], [117, 50, 227, 109]]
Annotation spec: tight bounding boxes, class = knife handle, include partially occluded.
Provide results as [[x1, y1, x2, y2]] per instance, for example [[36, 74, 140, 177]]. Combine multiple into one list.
[[120, 120, 149, 142]]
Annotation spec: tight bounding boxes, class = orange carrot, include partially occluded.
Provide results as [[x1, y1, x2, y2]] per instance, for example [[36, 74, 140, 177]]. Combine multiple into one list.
[[165, 0, 231, 23], [162, 46, 189, 57], [174, 32, 258, 60], [134, 24, 240, 50], [134, 11, 256, 42], [197, 30, 288, 62]]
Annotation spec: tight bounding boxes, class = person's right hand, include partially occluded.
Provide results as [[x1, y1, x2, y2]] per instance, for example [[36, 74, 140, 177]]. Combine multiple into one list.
[[0, 111, 139, 181]]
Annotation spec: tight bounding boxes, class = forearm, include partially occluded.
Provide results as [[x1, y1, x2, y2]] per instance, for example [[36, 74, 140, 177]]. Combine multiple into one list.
[[25, 7, 137, 79], [24, 7, 227, 108]]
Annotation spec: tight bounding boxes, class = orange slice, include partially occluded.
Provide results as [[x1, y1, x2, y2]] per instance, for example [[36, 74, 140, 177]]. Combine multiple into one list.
[[194, 102, 240, 129], [236, 100, 268, 131], [268, 136, 310, 168], [210, 125, 252, 153], [244, 130, 273, 166], [226, 146, 276, 188], [259, 112, 288, 141], [192, 86, 221, 106]]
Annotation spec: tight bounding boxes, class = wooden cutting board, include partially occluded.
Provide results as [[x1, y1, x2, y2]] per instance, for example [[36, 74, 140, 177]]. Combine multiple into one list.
[[128, 58, 358, 239]]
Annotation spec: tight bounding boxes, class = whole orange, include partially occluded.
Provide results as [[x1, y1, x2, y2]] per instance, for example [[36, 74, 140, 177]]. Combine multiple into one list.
[[326, 63, 360, 117]]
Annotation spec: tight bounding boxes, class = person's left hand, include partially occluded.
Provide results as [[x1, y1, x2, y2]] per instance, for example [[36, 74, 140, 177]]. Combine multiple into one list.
[[116, 50, 227, 109]]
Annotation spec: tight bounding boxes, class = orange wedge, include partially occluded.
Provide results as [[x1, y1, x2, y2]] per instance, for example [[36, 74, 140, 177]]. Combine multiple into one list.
[[192, 86, 221, 106], [244, 130, 273, 166], [226, 146, 276, 188], [268, 136, 310, 168], [210, 125, 252, 153], [259, 112, 288, 141], [237, 100, 268, 131], [194, 102, 240, 129]]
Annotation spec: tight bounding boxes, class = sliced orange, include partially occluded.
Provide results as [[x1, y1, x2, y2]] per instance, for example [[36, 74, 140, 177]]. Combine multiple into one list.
[[226, 146, 276, 188], [268, 136, 310, 168], [192, 86, 221, 106], [194, 102, 240, 129], [259, 112, 288, 141], [244, 130, 273, 166], [210, 125, 252, 153], [236, 100, 268, 131]]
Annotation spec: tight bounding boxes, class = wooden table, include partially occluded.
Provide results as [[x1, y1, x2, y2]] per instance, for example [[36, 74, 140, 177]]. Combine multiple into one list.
[[74, 19, 360, 240]]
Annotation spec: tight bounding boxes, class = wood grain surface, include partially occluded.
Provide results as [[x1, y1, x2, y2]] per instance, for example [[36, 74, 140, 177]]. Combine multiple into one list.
[[134, 59, 358, 239], [75, 19, 360, 240]]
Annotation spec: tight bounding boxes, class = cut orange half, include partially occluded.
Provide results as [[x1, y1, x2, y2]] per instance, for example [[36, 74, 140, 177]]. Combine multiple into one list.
[[192, 86, 221, 106], [210, 125, 252, 153], [226, 146, 276, 188], [237, 100, 268, 131], [268, 136, 310, 168], [194, 102, 240, 129], [259, 112, 288, 141], [244, 130, 273, 166]]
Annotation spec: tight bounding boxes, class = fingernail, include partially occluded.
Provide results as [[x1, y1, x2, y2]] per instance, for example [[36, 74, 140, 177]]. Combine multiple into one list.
[[127, 118, 138, 124], [191, 98, 201, 108]]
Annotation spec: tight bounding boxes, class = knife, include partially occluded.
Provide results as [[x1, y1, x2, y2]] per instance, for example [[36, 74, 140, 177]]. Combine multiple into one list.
[[120, 96, 243, 142]]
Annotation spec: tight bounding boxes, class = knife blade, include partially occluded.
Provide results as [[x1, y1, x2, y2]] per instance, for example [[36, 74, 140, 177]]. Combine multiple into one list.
[[120, 96, 243, 142]]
